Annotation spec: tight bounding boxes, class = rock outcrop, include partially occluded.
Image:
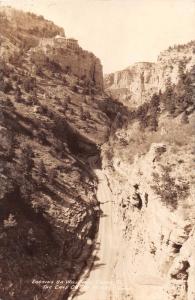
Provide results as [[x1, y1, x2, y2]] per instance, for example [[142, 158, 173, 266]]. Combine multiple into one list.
[[102, 41, 195, 300], [101, 126, 194, 299], [30, 37, 103, 91], [1, 6, 195, 300], [0, 6, 103, 91], [0, 7, 109, 300], [105, 41, 195, 108]]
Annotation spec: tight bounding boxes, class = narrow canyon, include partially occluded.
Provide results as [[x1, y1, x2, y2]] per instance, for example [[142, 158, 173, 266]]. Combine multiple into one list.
[[0, 7, 194, 300]]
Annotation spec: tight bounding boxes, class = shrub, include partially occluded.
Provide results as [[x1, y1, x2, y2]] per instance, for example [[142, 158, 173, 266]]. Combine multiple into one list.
[[5, 98, 14, 108], [20, 144, 35, 176], [151, 166, 190, 210], [20, 177, 35, 200], [37, 160, 47, 184], [23, 77, 36, 93], [81, 111, 91, 121], [0, 80, 13, 93], [54, 141, 65, 158], [72, 85, 78, 93], [48, 168, 57, 185], [5, 131, 16, 160]]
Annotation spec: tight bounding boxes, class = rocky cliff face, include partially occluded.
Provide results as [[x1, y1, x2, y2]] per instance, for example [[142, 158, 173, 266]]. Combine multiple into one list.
[[102, 136, 194, 300], [102, 41, 195, 300], [30, 39, 103, 91], [0, 6, 103, 91], [1, 6, 195, 300], [0, 7, 109, 300], [105, 41, 195, 108]]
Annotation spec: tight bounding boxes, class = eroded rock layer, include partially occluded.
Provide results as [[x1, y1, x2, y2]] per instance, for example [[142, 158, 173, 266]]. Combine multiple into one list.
[[102, 41, 195, 300], [105, 42, 195, 108]]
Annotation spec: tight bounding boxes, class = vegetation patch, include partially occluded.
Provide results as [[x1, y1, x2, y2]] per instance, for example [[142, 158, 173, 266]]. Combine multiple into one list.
[[151, 165, 190, 210]]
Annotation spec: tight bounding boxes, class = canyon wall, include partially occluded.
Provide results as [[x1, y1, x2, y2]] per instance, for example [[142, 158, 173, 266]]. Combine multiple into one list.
[[105, 41, 195, 108], [0, 6, 103, 91], [0, 7, 109, 300], [102, 42, 195, 300], [30, 40, 103, 91]]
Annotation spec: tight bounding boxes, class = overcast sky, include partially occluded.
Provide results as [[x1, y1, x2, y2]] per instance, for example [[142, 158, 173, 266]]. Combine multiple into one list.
[[1, 0, 195, 73]]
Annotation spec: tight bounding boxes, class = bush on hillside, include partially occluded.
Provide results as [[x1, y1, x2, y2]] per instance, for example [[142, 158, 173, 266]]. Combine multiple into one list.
[[23, 77, 36, 93], [152, 165, 190, 210]]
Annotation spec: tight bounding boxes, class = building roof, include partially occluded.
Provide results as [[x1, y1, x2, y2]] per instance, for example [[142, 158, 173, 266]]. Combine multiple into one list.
[[55, 35, 66, 39], [66, 38, 78, 42]]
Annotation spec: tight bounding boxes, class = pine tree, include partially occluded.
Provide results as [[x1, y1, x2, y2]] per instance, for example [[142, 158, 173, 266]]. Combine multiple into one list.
[[37, 159, 46, 185], [21, 144, 34, 179], [6, 131, 16, 160], [48, 168, 57, 185], [178, 61, 186, 81]]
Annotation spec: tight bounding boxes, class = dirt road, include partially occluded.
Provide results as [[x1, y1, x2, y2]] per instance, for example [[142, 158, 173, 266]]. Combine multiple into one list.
[[71, 169, 133, 300], [72, 169, 165, 300]]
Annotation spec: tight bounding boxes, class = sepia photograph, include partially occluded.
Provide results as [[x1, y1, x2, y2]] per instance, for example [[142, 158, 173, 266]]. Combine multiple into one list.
[[0, 0, 194, 299]]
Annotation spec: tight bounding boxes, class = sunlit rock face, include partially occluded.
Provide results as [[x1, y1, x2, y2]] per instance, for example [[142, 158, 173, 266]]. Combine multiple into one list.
[[0, 6, 104, 91], [105, 41, 195, 108], [32, 36, 104, 91], [102, 41, 195, 300], [102, 131, 194, 300]]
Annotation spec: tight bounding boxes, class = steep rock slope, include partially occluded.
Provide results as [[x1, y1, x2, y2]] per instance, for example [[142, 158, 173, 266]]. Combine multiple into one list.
[[0, 7, 112, 300], [105, 41, 195, 108], [0, 6, 103, 90], [102, 42, 195, 300]]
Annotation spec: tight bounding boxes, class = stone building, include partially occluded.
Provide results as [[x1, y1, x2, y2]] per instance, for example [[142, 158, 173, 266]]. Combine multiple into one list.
[[65, 38, 79, 49], [54, 35, 79, 50], [39, 35, 79, 50]]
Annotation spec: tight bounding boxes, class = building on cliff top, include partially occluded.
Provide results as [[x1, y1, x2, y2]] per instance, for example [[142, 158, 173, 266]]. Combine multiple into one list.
[[64, 38, 79, 49], [39, 35, 79, 50]]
